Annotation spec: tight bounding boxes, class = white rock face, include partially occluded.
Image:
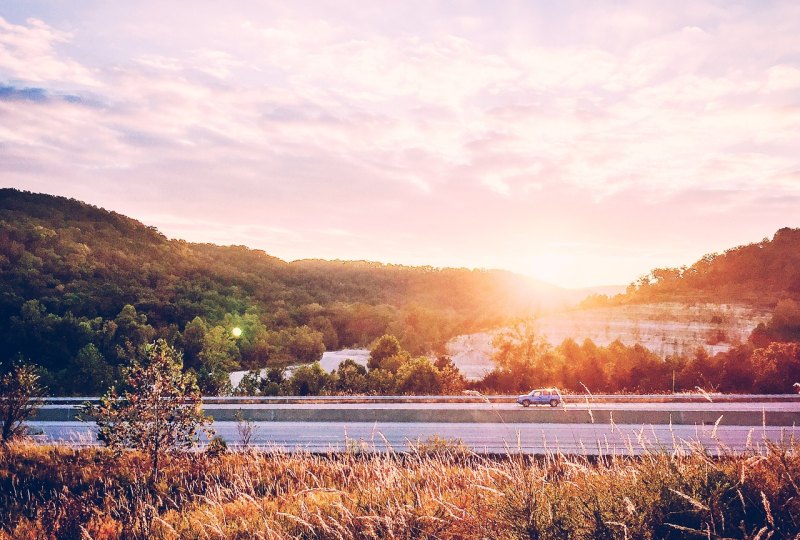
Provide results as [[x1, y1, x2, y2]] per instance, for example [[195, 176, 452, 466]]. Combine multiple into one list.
[[318, 349, 370, 372], [446, 303, 770, 381]]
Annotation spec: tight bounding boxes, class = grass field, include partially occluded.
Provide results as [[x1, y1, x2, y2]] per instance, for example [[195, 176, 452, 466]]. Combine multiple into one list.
[[1, 439, 798, 539]]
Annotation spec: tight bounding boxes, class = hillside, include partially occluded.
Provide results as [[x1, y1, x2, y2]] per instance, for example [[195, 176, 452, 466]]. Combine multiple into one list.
[[617, 227, 800, 305], [0, 189, 562, 392]]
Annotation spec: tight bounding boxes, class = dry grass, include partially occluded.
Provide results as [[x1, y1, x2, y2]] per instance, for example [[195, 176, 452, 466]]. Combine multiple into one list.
[[1, 441, 799, 539]]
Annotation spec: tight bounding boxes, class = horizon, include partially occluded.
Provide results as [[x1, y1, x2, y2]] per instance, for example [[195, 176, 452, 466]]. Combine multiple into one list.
[[2, 1, 799, 287]]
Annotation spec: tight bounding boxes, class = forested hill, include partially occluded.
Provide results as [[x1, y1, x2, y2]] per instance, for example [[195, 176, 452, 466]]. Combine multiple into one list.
[[617, 227, 800, 306], [0, 189, 562, 392]]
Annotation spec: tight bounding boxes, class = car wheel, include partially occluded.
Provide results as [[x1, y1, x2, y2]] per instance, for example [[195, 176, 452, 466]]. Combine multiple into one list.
[[522, 400, 530, 407], [550, 399, 559, 407]]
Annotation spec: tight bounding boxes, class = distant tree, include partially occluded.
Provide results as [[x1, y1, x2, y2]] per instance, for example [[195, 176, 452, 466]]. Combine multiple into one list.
[[234, 370, 264, 396], [490, 321, 555, 392], [366, 368, 397, 395], [333, 359, 368, 394], [196, 366, 233, 396], [771, 299, 800, 338], [751, 342, 800, 394], [434, 356, 466, 395], [260, 367, 285, 396], [72, 344, 115, 395], [396, 357, 441, 395], [286, 325, 326, 363], [181, 316, 208, 369], [0, 362, 45, 443], [200, 326, 241, 372], [83, 339, 211, 481], [369, 335, 409, 371], [309, 315, 339, 350], [283, 362, 330, 396]]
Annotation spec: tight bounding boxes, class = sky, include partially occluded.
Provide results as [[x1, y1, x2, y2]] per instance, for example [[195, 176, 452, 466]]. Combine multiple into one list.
[[1, 1, 799, 288]]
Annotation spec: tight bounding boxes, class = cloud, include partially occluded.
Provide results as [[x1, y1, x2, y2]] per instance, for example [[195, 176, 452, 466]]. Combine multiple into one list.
[[0, 17, 96, 86], [1, 2, 799, 286]]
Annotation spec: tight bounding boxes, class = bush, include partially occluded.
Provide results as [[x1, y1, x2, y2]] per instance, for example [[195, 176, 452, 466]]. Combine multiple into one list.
[[0, 362, 44, 443]]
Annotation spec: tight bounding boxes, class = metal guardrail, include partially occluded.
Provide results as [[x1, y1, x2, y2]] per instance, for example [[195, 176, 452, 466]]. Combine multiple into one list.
[[39, 394, 800, 406]]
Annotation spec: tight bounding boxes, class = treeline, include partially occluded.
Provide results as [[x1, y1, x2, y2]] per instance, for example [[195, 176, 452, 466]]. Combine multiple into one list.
[[0, 189, 557, 394], [236, 335, 466, 397], [480, 300, 800, 394], [244, 301, 800, 397], [581, 227, 800, 308], [479, 327, 800, 395]]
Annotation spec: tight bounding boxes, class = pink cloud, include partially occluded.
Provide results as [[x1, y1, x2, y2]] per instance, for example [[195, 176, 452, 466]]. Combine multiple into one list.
[[1, 2, 799, 287]]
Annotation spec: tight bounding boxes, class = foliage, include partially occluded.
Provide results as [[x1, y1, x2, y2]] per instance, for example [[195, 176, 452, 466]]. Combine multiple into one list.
[[0, 189, 550, 395], [395, 356, 442, 394], [330, 358, 368, 394], [283, 362, 330, 396], [0, 362, 44, 443], [367, 334, 407, 370], [474, 321, 800, 395], [82, 339, 211, 480], [621, 227, 800, 306]]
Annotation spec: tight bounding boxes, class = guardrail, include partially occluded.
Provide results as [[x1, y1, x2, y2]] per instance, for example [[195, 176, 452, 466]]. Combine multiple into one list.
[[39, 393, 800, 406]]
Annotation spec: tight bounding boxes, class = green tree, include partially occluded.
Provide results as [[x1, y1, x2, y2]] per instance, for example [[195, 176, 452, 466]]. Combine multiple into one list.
[[200, 325, 241, 372], [369, 334, 409, 371], [0, 362, 45, 443], [366, 368, 396, 395], [72, 344, 115, 395], [181, 316, 208, 369], [83, 339, 211, 481], [283, 362, 330, 396], [396, 357, 441, 395], [333, 359, 368, 394]]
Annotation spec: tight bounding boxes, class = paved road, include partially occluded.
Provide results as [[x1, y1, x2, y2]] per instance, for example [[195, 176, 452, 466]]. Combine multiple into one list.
[[171, 402, 800, 411], [30, 421, 798, 455]]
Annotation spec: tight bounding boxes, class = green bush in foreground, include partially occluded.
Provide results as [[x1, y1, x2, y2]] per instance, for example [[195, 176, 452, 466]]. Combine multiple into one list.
[[0, 443, 798, 539]]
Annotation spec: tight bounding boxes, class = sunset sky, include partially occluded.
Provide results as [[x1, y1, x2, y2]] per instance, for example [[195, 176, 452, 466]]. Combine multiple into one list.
[[1, 1, 799, 288]]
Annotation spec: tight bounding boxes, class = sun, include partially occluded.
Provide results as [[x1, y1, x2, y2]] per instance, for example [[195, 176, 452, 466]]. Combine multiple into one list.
[[231, 327, 242, 338], [525, 253, 572, 284]]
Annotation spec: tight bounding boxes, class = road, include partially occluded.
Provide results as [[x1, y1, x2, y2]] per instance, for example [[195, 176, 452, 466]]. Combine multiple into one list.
[[30, 420, 797, 455], [181, 402, 800, 411]]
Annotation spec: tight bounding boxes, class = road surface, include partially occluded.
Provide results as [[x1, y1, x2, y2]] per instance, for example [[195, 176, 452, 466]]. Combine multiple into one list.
[[30, 420, 797, 455]]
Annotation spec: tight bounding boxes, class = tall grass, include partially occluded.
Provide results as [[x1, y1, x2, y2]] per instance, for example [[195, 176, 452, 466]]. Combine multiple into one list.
[[1, 441, 798, 539]]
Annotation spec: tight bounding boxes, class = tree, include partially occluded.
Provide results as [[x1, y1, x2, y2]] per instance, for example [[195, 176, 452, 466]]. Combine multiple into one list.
[[434, 355, 466, 394], [366, 368, 396, 395], [83, 339, 210, 481], [751, 342, 800, 393], [0, 362, 45, 443], [72, 344, 115, 395], [284, 362, 330, 396], [200, 325, 241, 372], [490, 321, 555, 392], [396, 357, 442, 395], [333, 359, 368, 394], [368, 334, 409, 371]]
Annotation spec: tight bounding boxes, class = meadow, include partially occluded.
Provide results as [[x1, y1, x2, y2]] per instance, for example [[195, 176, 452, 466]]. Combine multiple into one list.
[[1, 440, 798, 539]]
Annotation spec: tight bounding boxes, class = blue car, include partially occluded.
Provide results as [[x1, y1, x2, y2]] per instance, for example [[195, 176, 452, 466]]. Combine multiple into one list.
[[517, 388, 562, 407]]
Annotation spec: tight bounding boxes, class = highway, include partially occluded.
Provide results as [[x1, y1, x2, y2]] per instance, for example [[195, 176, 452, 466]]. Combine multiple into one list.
[[27, 397, 800, 454], [35, 400, 800, 426], [165, 402, 800, 411], [29, 420, 797, 455]]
